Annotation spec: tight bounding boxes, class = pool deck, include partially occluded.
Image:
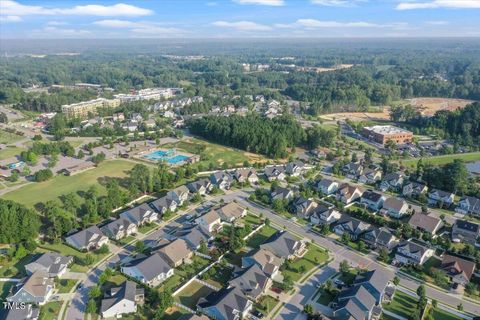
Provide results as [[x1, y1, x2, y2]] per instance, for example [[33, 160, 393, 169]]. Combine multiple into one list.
[[134, 148, 195, 166]]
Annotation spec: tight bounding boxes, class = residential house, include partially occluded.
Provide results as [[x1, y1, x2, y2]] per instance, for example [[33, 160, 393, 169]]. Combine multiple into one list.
[[360, 190, 386, 211], [259, 231, 307, 260], [333, 270, 390, 320], [441, 254, 476, 287], [228, 264, 271, 301], [358, 167, 383, 184], [4, 304, 39, 320], [342, 162, 364, 179], [25, 253, 73, 278], [195, 209, 222, 234], [333, 216, 371, 240], [381, 197, 409, 219], [101, 218, 137, 240], [7, 271, 54, 305], [156, 238, 193, 267], [291, 197, 318, 219], [179, 315, 210, 320], [337, 184, 363, 204], [233, 168, 259, 184], [149, 196, 178, 215], [242, 248, 283, 279], [456, 196, 480, 216], [379, 173, 405, 192], [361, 227, 398, 251], [187, 178, 213, 195], [310, 207, 342, 225], [317, 178, 339, 195], [179, 226, 212, 251], [285, 160, 306, 177], [428, 189, 455, 207], [394, 240, 434, 265], [402, 182, 428, 197], [121, 253, 174, 287], [263, 165, 286, 182], [452, 220, 480, 245], [100, 281, 144, 319], [217, 202, 247, 223], [167, 185, 190, 206], [408, 212, 443, 235], [65, 226, 109, 251], [197, 286, 253, 320], [210, 171, 234, 190], [120, 203, 158, 226], [271, 186, 295, 202]]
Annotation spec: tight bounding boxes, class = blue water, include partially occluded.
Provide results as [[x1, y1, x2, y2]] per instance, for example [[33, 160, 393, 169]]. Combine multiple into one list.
[[143, 150, 188, 164]]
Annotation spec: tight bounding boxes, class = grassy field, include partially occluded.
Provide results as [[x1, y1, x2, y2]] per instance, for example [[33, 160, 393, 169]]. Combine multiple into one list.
[[0, 254, 36, 277], [430, 308, 463, 320], [254, 295, 280, 315], [246, 225, 277, 249], [383, 291, 418, 319], [402, 152, 480, 168], [162, 138, 267, 167], [0, 145, 25, 160], [204, 263, 234, 288], [0, 130, 24, 144], [282, 245, 329, 282], [3, 159, 135, 207], [175, 281, 216, 309], [39, 301, 62, 320], [55, 278, 78, 293]]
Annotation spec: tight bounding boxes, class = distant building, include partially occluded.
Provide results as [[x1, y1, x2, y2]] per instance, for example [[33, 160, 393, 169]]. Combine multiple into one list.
[[362, 125, 413, 145], [61, 98, 120, 119], [65, 226, 109, 251]]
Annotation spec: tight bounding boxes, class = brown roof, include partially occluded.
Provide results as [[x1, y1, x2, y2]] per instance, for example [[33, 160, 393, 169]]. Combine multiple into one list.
[[383, 197, 407, 212], [441, 254, 476, 281], [251, 248, 283, 275], [199, 209, 221, 225], [217, 202, 245, 220], [157, 239, 192, 266], [21, 270, 53, 297], [408, 212, 443, 234]]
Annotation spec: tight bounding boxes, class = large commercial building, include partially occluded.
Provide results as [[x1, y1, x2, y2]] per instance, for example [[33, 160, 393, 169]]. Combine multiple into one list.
[[114, 88, 179, 103], [61, 98, 120, 119], [362, 125, 413, 145]]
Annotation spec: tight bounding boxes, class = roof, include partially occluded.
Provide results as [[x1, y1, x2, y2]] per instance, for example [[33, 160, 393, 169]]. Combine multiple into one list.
[[336, 216, 371, 235], [123, 253, 172, 282], [264, 165, 286, 177], [260, 231, 302, 258], [383, 197, 407, 212], [150, 196, 177, 211], [429, 189, 454, 198], [271, 186, 293, 199], [180, 226, 210, 249], [187, 179, 210, 193], [101, 281, 143, 313], [4, 305, 39, 320], [339, 184, 362, 199], [26, 252, 72, 274], [234, 168, 257, 179], [408, 212, 442, 233], [247, 248, 283, 275], [217, 202, 245, 220], [460, 196, 480, 212], [178, 315, 210, 320], [11, 270, 53, 298], [318, 178, 337, 189], [198, 287, 250, 320], [361, 190, 384, 203], [362, 227, 395, 245], [66, 225, 105, 248], [383, 172, 404, 182], [156, 239, 192, 265], [353, 269, 390, 295], [169, 185, 189, 197], [121, 203, 153, 222], [197, 209, 221, 225], [364, 125, 411, 135], [397, 240, 431, 257], [441, 254, 476, 281], [454, 220, 480, 234], [102, 218, 134, 236], [229, 264, 269, 299]]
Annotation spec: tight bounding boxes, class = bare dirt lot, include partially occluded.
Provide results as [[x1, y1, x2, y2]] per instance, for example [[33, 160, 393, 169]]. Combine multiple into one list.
[[407, 97, 474, 116], [319, 109, 391, 122]]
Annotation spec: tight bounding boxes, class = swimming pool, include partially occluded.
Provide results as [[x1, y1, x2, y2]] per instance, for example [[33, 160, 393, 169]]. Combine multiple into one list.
[[143, 150, 189, 164]]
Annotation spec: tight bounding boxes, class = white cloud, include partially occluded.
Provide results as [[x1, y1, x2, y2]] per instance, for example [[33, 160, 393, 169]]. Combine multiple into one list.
[[42, 26, 91, 36], [93, 19, 185, 35], [311, 0, 366, 7], [397, 0, 480, 10], [46, 21, 68, 26], [425, 20, 449, 25], [296, 19, 382, 28], [213, 20, 273, 31], [0, 0, 153, 16], [233, 0, 284, 6], [0, 15, 22, 22]]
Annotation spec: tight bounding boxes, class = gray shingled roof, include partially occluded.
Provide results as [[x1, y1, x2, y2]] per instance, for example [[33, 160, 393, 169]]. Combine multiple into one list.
[[123, 253, 171, 282], [100, 281, 143, 313]]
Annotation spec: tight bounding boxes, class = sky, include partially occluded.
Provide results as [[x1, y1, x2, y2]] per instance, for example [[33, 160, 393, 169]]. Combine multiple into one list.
[[1, 0, 480, 39]]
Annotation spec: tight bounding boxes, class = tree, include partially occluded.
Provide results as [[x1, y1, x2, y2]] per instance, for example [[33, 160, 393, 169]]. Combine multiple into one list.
[[357, 240, 367, 252], [96, 244, 109, 254], [340, 260, 350, 275], [130, 164, 152, 194], [0, 199, 40, 244], [86, 299, 97, 314], [416, 284, 426, 299], [432, 299, 438, 308], [9, 170, 19, 182], [393, 276, 400, 286], [34, 168, 53, 182], [341, 232, 350, 244], [84, 254, 95, 266], [457, 303, 463, 311], [378, 248, 389, 263], [282, 275, 294, 291], [303, 304, 314, 315]]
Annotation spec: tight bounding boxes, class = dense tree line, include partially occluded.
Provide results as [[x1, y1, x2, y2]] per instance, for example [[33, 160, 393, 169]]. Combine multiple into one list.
[[0, 199, 40, 244]]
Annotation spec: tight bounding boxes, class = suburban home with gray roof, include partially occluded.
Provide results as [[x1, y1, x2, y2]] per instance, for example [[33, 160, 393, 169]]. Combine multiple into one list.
[[167, 185, 190, 206], [441, 254, 476, 287], [259, 231, 306, 260], [177, 226, 212, 250], [149, 196, 178, 215], [7, 270, 54, 306], [195, 209, 222, 234], [101, 218, 137, 240], [342, 162, 364, 179], [360, 190, 386, 211], [381, 197, 409, 219], [65, 225, 109, 251], [100, 280, 144, 319], [317, 178, 339, 195], [402, 182, 428, 197], [210, 171, 234, 190], [186, 178, 212, 195], [229, 264, 271, 301], [428, 189, 455, 207], [121, 253, 174, 287], [456, 196, 480, 216], [310, 207, 342, 225], [358, 167, 382, 184], [120, 203, 158, 226], [333, 216, 371, 240], [263, 165, 286, 181], [232, 168, 259, 184], [156, 238, 193, 267], [408, 212, 443, 235], [285, 160, 306, 176], [242, 248, 283, 278], [270, 186, 295, 202], [379, 172, 405, 192], [361, 227, 398, 251], [452, 220, 480, 245], [4, 304, 39, 320], [291, 197, 318, 219], [394, 240, 434, 265], [216, 202, 247, 222], [197, 286, 253, 320], [25, 253, 73, 278]]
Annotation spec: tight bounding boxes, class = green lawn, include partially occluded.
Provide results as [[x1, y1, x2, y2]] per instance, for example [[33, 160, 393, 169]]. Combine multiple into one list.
[[159, 274, 183, 292], [55, 278, 78, 293], [282, 245, 329, 282], [430, 308, 463, 320], [246, 225, 277, 249], [39, 301, 62, 320], [137, 223, 158, 234], [316, 288, 336, 306], [241, 213, 264, 226], [203, 263, 234, 288], [3, 159, 135, 207], [0, 254, 37, 277], [254, 295, 280, 315], [224, 248, 250, 267], [0, 130, 23, 144], [0, 281, 15, 300], [116, 235, 136, 246], [0, 145, 25, 160], [383, 291, 418, 319], [163, 307, 191, 320], [402, 152, 480, 168], [175, 281, 216, 309]]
